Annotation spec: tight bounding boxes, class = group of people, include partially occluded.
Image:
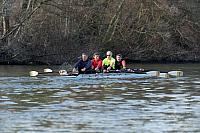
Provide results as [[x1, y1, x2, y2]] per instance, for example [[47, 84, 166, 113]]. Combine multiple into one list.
[[72, 51, 126, 74]]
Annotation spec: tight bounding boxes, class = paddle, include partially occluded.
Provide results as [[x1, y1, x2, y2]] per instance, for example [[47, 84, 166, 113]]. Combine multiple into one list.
[[126, 68, 183, 77], [29, 71, 50, 77], [29, 60, 76, 77], [105, 69, 183, 77], [29, 64, 183, 78], [29, 69, 59, 77], [104, 69, 160, 77], [29, 69, 79, 77]]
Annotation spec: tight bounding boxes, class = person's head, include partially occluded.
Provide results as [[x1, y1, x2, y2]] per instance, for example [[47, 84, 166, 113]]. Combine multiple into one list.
[[93, 52, 100, 60], [106, 51, 112, 59], [116, 54, 122, 61], [81, 53, 88, 61]]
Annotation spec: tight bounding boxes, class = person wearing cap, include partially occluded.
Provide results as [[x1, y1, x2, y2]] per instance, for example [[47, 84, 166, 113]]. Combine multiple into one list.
[[115, 54, 126, 70], [102, 51, 115, 72], [73, 53, 92, 74], [91, 52, 102, 72]]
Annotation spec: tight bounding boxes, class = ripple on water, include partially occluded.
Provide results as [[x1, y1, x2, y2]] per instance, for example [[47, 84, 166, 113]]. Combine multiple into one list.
[[1, 66, 200, 132]]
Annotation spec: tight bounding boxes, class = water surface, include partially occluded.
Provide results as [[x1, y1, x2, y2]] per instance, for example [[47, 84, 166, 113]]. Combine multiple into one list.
[[0, 64, 200, 132]]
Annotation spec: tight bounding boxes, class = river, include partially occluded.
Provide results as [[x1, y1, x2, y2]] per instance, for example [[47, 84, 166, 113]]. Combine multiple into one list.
[[0, 64, 200, 132]]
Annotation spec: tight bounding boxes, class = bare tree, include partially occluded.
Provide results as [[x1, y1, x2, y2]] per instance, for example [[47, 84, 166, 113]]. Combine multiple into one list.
[[1, 0, 13, 44]]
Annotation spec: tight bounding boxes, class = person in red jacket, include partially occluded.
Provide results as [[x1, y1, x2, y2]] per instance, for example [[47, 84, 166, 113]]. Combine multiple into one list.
[[91, 52, 102, 72]]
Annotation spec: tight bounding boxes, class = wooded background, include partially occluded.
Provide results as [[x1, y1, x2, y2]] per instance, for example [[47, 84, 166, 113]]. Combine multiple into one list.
[[0, 0, 200, 64]]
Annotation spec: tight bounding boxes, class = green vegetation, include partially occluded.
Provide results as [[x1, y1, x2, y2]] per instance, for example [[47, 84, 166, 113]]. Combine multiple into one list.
[[0, 0, 200, 64]]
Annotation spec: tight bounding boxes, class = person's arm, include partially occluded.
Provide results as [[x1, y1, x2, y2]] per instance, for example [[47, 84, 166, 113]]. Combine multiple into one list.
[[73, 60, 81, 72], [110, 58, 115, 69], [122, 60, 126, 69], [107, 59, 115, 71], [72, 68, 78, 73], [102, 59, 106, 69], [91, 59, 94, 69], [84, 60, 92, 70], [97, 60, 102, 69], [74, 60, 81, 69]]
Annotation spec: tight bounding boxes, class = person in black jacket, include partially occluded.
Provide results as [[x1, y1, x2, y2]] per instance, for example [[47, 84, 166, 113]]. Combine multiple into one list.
[[73, 53, 92, 74], [115, 54, 126, 70]]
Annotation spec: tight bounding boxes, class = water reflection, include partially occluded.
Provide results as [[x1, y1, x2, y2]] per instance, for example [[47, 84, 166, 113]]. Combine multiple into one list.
[[0, 64, 200, 132]]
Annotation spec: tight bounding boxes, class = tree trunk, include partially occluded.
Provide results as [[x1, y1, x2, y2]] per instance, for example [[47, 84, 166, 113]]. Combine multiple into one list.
[[1, 0, 12, 44], [21, 0, 32, 12]]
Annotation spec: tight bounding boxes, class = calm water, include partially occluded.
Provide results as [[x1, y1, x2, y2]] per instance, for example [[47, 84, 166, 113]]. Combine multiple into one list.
[[0, 64, 200, 133]]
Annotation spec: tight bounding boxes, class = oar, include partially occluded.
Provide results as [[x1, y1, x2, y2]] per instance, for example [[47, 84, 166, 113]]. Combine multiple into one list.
[[59, 69, 79, 76], [29, 68, 60, 77], [157, 71, 183, 78], [129, 68, 183, 77], [108, 69, 183, 78], [43, 68, 53, 73], [44, 66, 161, 77], [168, 71, 183, 77], [29, 69, 57, 77], [30, 67, 183, 78], [29, 59, 74, 77], [145, 71, 160, 77], [30, 68, 79, 77], [106, 69, 160, 77], [29, 71, 41, 77]]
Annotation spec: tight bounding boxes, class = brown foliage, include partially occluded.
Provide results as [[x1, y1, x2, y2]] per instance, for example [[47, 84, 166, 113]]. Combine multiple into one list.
[[0, 0, 200, 64]]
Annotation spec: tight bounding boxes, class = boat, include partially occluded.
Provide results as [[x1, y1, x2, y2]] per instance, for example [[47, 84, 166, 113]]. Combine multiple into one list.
[[29, 68, 183, 79]]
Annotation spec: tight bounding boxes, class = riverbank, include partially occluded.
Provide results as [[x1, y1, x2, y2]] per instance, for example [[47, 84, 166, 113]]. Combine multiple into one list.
[[0, 0, 199, 65]]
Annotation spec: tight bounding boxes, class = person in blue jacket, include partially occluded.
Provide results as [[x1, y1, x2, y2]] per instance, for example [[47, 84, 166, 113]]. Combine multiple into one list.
[[73, 53, 92, 74]]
